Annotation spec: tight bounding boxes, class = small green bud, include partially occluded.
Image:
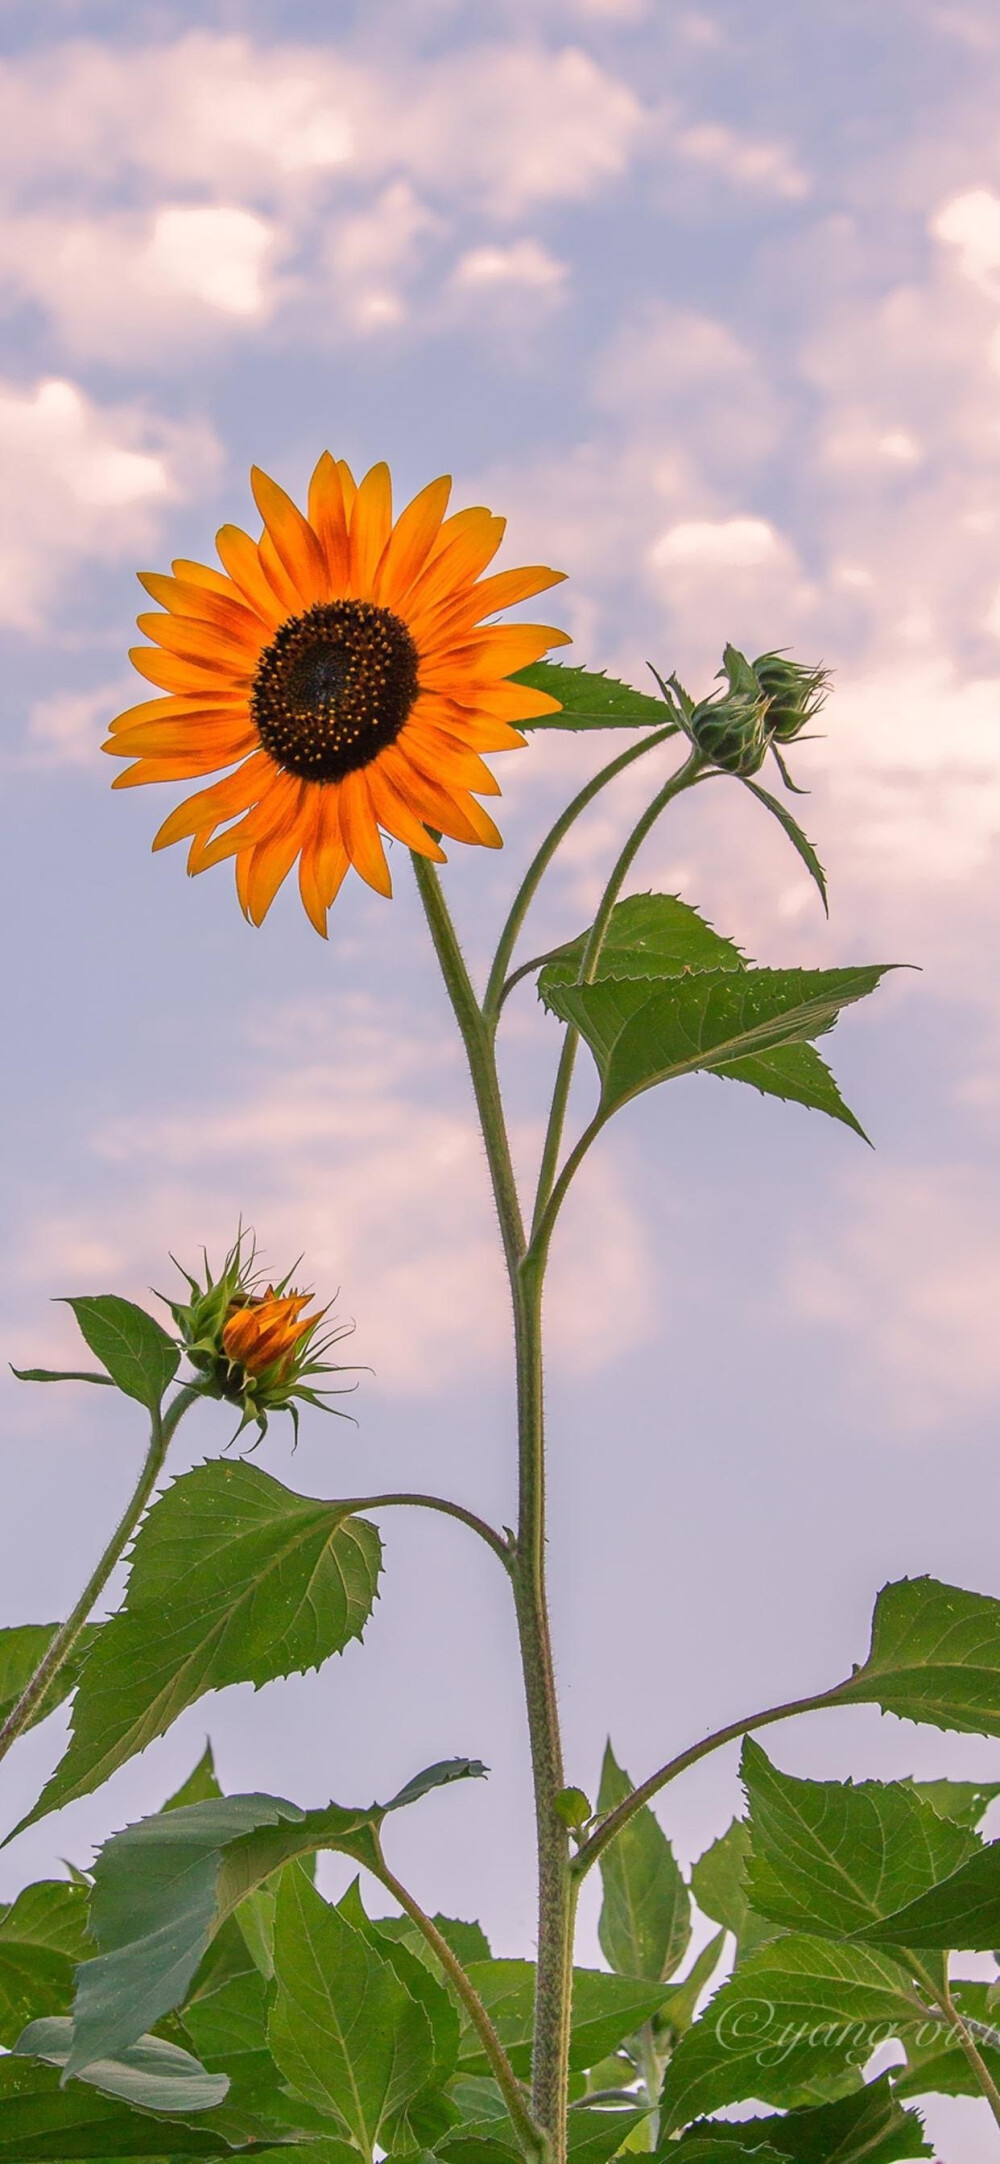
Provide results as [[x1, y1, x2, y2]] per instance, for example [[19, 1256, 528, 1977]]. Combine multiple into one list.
[[751, 650, 830, 743], [554, 1786, 593, 1833], [689, 644, 770, 776]]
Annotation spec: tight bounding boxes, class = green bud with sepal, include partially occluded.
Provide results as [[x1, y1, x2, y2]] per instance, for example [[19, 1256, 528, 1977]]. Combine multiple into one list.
[[751, 648, 830, 744], [685, 645, 770, 777]]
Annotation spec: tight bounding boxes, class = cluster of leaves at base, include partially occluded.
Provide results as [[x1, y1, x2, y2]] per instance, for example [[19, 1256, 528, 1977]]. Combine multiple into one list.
[[11, 1573, 1000, 2158]]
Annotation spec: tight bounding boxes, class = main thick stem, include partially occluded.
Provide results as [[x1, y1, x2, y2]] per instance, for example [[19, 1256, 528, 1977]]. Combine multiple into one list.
[[0, 1383, 198, 1766]]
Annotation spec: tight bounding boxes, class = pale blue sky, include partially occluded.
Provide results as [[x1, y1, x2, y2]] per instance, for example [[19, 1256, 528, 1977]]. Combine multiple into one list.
[[3, 3, 1000, 2154]]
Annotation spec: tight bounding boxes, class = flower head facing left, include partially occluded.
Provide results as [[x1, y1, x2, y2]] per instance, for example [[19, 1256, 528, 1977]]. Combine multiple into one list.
[[105, 457, 568, 933]]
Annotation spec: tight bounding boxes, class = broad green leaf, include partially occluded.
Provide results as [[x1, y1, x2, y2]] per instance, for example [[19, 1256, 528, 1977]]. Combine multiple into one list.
[[658, 1937, 927, 2130], [15, 2014, 228, 2114], [0, 2052, 223, 2159], [513, 662, 675, 732], [67, 1761, 482, 2077], [538, 895, 744, 1004], [853, 1837, 1000, 1950], [690, 1821, 781, 1962], [907, 1777, 1000, 1831], [653, 1931, 727, 2039], [712, 1042, 869, 1141], [60, 1296, 179, 1410], [544, 966, 889, 1124], [339, 1876, 461, 2151], [434, 1916, 493, 1964], [457, 1961, 677, 2077], [596, 1741, 691, 1981], [179, 1929, 333, 2145], [738, 778, 829, 916], [667, 2072, 930, 2159], [741, 1739, 975, 1940], [0, 1623, 99, 1739], [892, 1979, 1000, 2099], [0, 1879, 93, 1961], [0, 1882, 94, 2048], [268, 1867, 433, 2152], [840, 1576, 1000, 1736], [19, 1462, 382, 1829], [163, 1743, 223, 1812], [441, 2088, 649, 2164], [10, 1367, 114, 1387]]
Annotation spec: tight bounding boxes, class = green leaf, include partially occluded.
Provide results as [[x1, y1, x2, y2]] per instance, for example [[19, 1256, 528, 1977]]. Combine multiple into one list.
[[907, 1777, 1000, 1831], [544, 966, 889, 1123], [840, 1576, 1000, 1736], [741, 1739, 976, 1939], [386, 1758, 488, 1812], [892, 1979, 1000, 2099], [0, 1879, 93, 1961], [457, 1962, 676, 2077], [18, 1462, 382, 1829], [0, 1882, 95, 2048], [268, 1867, 433, 2152], [667, 2073, 931, 2159], [0, 1623, 99, 1739], [653, 1931, 727, 2039], [658, 1937, 928, 2130], [853, 1837, 1000, 1950], [0, 2052, 224, 2159], [163, 1744, 223, 1813], [178, 1925, 332, 2145], [60, 1296, 179, 1410], [15, 2015, 228, 2115], [738, 778, 829, 916], [537, 895, 744, 1004], [434, 1918, 493, 1965], [596, 1741, 691, 1982], [441, 2087, 649, 2164], [513, 662, 676, 732], [712, 1042, 870, 1141], [339, 1876, 461, 2152], [10, 1368, 114, 1387]]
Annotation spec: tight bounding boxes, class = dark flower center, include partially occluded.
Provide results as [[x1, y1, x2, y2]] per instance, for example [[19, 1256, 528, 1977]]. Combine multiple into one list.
[[251, 600, 420, 782]]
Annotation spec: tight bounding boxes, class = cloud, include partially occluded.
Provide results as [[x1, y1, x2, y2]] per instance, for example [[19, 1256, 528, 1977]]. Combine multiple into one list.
[[23, 680, 128, 768], [0, 377, 218, 630], [672, 121, 809, 201], [452, 239, 568, 293]]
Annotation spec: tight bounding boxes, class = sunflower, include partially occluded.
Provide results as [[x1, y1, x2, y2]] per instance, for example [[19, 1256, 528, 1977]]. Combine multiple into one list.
[[104, 457, 569, 934]]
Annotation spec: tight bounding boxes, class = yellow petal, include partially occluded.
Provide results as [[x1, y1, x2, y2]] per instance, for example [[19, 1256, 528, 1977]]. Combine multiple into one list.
[[374, 474, 452, 608], [349, 461, 393, 598], [308, 451, 350, 595], [215, 525, 284, 627], [251, 465, 328, 606], [151, 753, 273, 850], [367, 766, 447, 859], [135, 611, 262, 668], [338, 769, 392, 895], [129, 646, 252, 694]]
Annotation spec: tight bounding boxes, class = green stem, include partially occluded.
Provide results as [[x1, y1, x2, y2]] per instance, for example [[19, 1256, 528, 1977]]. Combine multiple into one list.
[[912, 1958, 1000, 2132], [530, 751, 705, 1241], [374, 1849, 545, 2162], [482, 724, 679, 1028], [572, 1676, 858, 1880], [338, 1492, 512, 1569], [0, 1383, 198, 1766], [412, 855, 573, 2163]]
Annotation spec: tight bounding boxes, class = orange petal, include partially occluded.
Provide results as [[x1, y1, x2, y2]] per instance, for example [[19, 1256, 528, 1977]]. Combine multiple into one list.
[[151, 752, 273, 850], [135, 610, 262, 669], [367, 766, 447, 860], [419, 624, 570, 688], [112, 750, 240, 786], [349, 462, 393, 598], [107, 692, 246, 735], [373, 475, 452, 608], [404, 515, 506, 622], [170, 557, 235, 599], [383, 751, 502, 848], [453, 679, 564, 722], [403, 718, 501, 794], [416, 563, 567, 646], [243, 817, 311, 926], [215, 525, 284, 628], [139, 572, 269, 649], [308, 451, 350, 596], [110, 715, 257, 760], [258, 528, 305, 618], [196, 769, 307, 865], [338, 769, 392, 896], [337, 460, 358, 520], [129, 646, 253, 695], [251, 465, 328, 607]]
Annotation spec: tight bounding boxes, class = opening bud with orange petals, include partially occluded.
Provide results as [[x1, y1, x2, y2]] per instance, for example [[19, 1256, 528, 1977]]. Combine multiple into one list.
[[162, 1231, 356, 1443]]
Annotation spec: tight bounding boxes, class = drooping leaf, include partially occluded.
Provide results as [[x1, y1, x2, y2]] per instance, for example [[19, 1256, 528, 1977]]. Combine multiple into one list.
[[385, 1758, 488, 1812], [18, 1462, 382, 1829], [513, 662, 676, 732], [15, 2014, 228, 2114], [658, 1937, 928, 2131], [0, 1623, 100, 1739], [538, 895, 744, 1004], [840, 1576, 1000, 1736], [666, 2072, 931, 2159], [457, 1961, 677, 2077], [9, 1368, 114, 1387], [738, 778, 829, 916], [0, 2051, 224, 2159], [544, 966, 889, 1125], [741, 1739, 975, 1940], [268, 1867, 434, 2152], [59, 1296, 179, 1410], [596, 1741, 691, 1981]]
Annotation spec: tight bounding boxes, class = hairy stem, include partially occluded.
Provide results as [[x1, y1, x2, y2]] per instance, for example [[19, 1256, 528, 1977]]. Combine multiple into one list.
[[572, 1677, 858, 1879], [912, 1959, 1000, 2132], [374, 1850, 544, 2161], [412, 855, 572, 2161], [337, 1492, 512, 1568], [0, 1383, 198, 1766], [483, 723, 679, 1028]]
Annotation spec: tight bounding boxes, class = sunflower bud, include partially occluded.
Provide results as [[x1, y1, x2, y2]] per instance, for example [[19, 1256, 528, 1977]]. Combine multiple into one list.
[[751, 651, 830, 744], [689, 644, 770, 777], [163, 1233, 354, 1442]]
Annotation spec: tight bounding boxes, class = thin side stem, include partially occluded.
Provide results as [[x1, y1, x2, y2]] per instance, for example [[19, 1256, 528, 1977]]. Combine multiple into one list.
[[572, 1677, 857, 1879], [337, 1492, 512, 1569], [374, 1851, 545, 2162], [530, 751, 705, 1239], [482, 725, 679, 1027], [0, 1382, 199, 1766], [911, 1959, 1000, 2132]]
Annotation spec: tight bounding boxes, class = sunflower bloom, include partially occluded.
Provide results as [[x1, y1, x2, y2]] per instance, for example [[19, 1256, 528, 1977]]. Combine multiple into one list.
[[164, 1235, 356, 1443], [105, 457, 569, 933]]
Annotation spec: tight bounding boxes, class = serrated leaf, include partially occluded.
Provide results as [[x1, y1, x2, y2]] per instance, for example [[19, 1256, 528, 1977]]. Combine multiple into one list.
[[658, 1938, 928, 2131], [60, 1297, 178, 1410], [739, 779, 829, 915], [268, 1867, 434, 2152], [0, 2052, 223, 2159], [853, 1837, 1000, 1950], [907, 1777, 1000, 1830], [538, 895, 744, 1006], [340, 1875, 461, 2151], [0, 1623, 100, 1740], [741, 1739, 975, 1940], [544, 966, 889, 1123], [19, 1463, 382, 1830], [513, 662, 675, 732], [0, 1882, 95, 2048], [840, 1576, 1000, 1736], [596, 1741, 691, 1982], [163, 1743, 223, 1813], [10, 1368, 114, 1387], [653, 1931, 727, 2039], [457, 1962, 676, 2077], [712, 1041, 869, 1140], [15, 2014, 228, 2113], [179, 1928, 332, 2145], [667, 2072, 931, 2159], [435, 1917, 493, 1964]]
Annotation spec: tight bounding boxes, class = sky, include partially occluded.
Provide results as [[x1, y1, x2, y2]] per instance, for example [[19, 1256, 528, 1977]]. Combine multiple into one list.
[[2, 0, 1000, 2152]]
